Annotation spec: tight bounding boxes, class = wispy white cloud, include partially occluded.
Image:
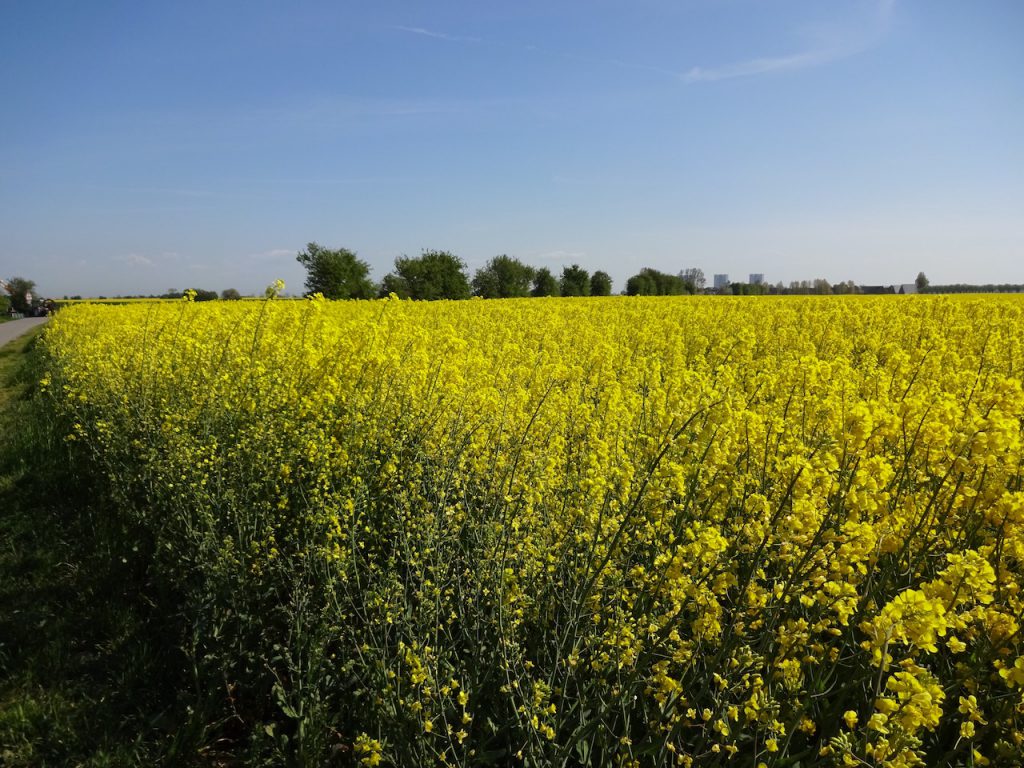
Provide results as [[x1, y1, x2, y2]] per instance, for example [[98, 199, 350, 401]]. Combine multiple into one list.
[[394, 24, 677, 81], [683, 49, 842, 83], [684, 0, 896, 83], [120, 253, 154, 267], [396, 1, 896, 87], [394, 26, 481, 43], [114, 251, 183, 268]]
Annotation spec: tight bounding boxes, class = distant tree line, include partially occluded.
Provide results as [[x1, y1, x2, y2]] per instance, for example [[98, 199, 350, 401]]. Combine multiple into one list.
[[296, 243, 615, 300], [720, 272, 1022, 296], [922, 284, 1024, 294], [53, 288, 249, 302], [298, 246, 1020, 302], [695, 278, 863, 296], [160, 288, 220, 301], [755, 279, 862, 295], [43, 251, 1022, 307]]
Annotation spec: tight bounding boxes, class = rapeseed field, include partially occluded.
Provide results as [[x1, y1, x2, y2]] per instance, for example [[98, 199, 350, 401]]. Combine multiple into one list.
[[39, 294, 1024, 766]]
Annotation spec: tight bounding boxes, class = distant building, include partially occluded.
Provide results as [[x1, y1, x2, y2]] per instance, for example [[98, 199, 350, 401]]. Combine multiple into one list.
[[713, 273, 730, 289], [897, 284, 917, 294], [749, 273, 765, 285]]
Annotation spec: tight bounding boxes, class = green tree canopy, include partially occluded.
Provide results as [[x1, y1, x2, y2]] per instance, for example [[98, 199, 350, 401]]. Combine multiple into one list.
[[590, 270, 613, 296], [5, 277, 36, 313], [531, 267, 559, 297], [916, 272, 929, 292], [187, 288, 219, 302], [679, 267, 706, 292], [380, 250, 470, 300], [730, 281, 769, 296], [296, 242, 375, 299], [472, 255, 536, 298], [832, 280, 861, 295], [559, 264, 591, 297], [379, 272, 409, 298], [220, 288, 242, 300], [625, 268, 690, 296], [625, 272, 655, 296]]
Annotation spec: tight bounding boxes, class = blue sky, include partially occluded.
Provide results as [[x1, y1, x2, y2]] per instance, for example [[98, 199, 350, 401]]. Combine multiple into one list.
[[1, 0, 1022, 297]]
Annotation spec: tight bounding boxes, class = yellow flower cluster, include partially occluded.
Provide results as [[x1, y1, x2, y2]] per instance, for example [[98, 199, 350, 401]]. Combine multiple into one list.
[[40, 295, 1024, 765]]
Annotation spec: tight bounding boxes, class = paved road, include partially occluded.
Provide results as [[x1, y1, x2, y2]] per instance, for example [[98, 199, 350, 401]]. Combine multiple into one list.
[[0, 317, 48, 348]]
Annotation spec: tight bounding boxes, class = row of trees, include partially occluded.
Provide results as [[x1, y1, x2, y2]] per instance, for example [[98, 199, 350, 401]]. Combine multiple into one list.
[[922, 283, 1024, 294], [297, 244, 615, 300], [64, 288, 246, 301], [624, 270, 932, 297], [296, 247, 944, 302], [719, 279, 865, 296], [157, 288, 244, 301]]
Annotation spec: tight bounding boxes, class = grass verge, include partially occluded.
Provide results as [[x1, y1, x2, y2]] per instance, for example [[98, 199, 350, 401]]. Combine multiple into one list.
[[0, 327, 180, 766]]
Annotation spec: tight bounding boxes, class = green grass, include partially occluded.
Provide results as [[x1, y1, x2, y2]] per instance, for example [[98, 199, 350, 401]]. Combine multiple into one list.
[[0, 328, 181, 766]]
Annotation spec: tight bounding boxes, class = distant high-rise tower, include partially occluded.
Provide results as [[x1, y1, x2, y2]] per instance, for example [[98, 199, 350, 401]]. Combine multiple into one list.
[[713, 273, 730, 289], [749, 273, 765, 285]]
